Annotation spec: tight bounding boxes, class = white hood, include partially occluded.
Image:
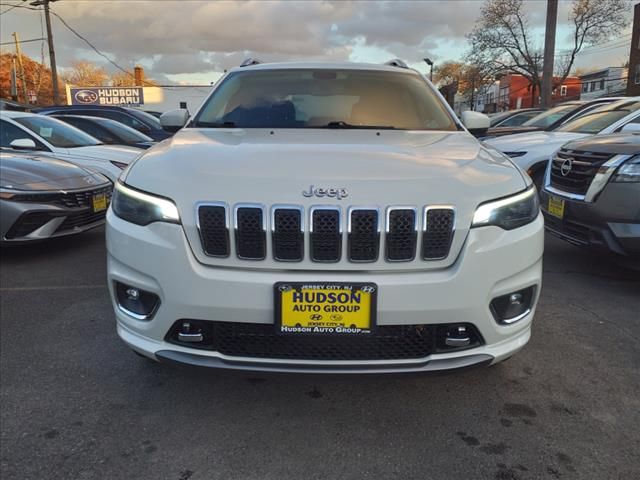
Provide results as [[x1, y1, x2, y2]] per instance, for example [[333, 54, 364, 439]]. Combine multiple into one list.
[[63, 144, 143, 163]]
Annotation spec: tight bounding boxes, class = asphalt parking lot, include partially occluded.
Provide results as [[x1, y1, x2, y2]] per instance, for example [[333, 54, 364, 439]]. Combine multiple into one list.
[[1, 228, 639, 480]]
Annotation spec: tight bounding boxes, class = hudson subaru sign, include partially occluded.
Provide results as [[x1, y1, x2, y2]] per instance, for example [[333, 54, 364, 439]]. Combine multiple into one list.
[[69, 87, 144, 106]]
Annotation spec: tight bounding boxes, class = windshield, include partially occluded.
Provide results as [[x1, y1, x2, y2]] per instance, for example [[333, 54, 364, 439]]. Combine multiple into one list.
[[127, 108, 162, 129], [14, 115, 101, 148], [193, 69, 458, 130], [522, 104, 579, 128], [557, 101, 640, 134], [100, 118, 154, 142]]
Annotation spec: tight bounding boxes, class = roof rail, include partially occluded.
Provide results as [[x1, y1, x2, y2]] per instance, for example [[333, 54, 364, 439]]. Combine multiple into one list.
[[240, 58, 263, 67], [385, 59, 409, 69]]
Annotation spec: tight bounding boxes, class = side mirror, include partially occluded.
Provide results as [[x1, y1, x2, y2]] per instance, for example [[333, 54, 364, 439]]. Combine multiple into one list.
[[9, 138, 37, 150], [461, 111, 490, 137], [620, 123, 640, 134], [160, 109, 189, 132]]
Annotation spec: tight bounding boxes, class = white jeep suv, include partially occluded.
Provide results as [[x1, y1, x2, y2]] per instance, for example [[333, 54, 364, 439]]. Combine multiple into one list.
[[106, 61, 543, 373]]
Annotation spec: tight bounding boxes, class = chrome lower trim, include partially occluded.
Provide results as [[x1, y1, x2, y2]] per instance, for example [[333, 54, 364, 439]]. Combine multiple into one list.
[[116, 302, 158, 321], [155, 350, 494, 374], [500, 308, 531, 325]]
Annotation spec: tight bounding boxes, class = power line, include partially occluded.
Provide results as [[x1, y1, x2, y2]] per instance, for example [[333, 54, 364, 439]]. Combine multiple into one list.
[[48, 7, 155, 86], [0, 37, 46, 46]]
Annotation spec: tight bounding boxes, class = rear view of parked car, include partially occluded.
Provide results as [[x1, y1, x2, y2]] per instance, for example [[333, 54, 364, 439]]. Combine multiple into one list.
[[0, 151, 112, 243], [541, 134, 640, 267], [52, 115, 156, 149]]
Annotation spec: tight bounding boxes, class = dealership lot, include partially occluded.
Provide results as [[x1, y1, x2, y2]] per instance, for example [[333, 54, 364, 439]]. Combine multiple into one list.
[[0, 230, 638, 480]]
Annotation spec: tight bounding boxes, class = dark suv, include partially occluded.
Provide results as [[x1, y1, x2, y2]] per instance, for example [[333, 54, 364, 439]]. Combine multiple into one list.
[[541, 134, 640, 266], [34, 105, 172, 141]]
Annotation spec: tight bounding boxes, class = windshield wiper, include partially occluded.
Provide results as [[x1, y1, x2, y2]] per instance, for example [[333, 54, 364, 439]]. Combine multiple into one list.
[[321, 121, 397, 130], [192, 121, 237, 128]]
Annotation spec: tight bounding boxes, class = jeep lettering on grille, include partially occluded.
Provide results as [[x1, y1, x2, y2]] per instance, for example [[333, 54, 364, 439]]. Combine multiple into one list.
[[302, 185, 349, 200]]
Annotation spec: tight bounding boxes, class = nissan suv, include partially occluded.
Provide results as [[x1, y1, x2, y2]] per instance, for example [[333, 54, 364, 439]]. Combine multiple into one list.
[[541, 133, 640, 267], [106, 61, 543, 373]]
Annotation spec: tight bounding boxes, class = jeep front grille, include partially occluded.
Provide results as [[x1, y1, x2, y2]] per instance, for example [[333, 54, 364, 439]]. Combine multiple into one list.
[[550, 149, 615, 195], [196, 203, 455, 263]]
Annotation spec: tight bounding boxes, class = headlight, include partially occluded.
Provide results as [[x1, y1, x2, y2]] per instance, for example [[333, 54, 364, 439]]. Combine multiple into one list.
[[112, 181, 180, 226], [612, 157, 640, 183], [504, 151, 527, 158], [472, 186, 539, 230]]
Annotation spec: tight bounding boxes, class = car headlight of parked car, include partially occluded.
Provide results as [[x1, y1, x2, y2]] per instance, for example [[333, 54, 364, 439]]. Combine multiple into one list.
[[472, 186, 539, 230], [112, 181, 180, 226], [612, 156, 640, 183]]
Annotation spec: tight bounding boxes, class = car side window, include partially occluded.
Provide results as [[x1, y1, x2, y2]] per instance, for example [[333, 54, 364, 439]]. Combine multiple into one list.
[[95, 110, 148, 132], [67, 119, 114, 143], [0, 120, 48, 150]]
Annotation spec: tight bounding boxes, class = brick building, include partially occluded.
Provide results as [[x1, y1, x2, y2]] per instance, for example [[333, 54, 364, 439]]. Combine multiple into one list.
[[627, 2, 640, 96], [497, 74, 581, 111]]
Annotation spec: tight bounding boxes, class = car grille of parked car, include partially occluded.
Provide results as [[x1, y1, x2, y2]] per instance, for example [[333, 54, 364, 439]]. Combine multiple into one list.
[[196, 203, 456, 263], [550, 148, 615, 195], [165, 320, 484, 361], [4, 186, 112, 239]]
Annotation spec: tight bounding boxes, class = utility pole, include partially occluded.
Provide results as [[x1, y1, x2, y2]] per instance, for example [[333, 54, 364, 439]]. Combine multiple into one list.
[[12, 32, 29, 104], [31, 0, 60, 104], [541, 0, 558, 109]]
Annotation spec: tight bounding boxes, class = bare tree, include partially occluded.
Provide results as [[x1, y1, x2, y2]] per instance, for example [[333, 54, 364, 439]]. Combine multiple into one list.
[[468, 0, 629, 106], [62, 60, 108, 86]]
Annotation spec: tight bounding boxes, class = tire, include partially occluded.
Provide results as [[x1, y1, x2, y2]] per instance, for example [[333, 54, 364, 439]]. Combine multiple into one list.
[[531, 168, 545, 193]]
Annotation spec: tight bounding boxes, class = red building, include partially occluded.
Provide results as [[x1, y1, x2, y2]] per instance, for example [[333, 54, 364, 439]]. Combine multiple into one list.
[[497, 74, 581, 111]]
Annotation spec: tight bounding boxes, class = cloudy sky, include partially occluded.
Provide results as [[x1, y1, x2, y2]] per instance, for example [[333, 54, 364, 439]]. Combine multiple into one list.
[[0, 0, 634, 85]]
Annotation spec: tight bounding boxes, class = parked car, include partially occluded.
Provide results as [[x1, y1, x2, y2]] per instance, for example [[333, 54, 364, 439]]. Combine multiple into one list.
[[52, 115, 155, 149], [107, 60, 543, 373], [33, 105, 172, 141], [489, 108, 544, 128], [0, 111, 142, 181], [540, 134, 640, 267], [481, 98, 624, 140], [485, 98, 640, 189], [0, 150, 112, 243]]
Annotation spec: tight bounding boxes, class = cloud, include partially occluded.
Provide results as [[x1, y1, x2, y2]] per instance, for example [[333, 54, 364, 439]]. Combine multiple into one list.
[[1, 0, 633, 83]]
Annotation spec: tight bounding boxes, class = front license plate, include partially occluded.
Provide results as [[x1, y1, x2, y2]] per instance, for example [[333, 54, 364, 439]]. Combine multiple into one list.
[[547, 195, 565, 219], [275, 282, 377, 335], [92, 193, 108, 213]]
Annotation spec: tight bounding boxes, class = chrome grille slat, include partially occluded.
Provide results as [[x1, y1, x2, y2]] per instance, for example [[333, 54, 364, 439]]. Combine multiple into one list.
[[234, 205, 266, 260], [272, 206, 304, 262], [385, 207, 417, 262], [348, 207, 380, 262], [197, 203, 230, 257], [310, 206, 342, 262], [422, 207, 455, 260]]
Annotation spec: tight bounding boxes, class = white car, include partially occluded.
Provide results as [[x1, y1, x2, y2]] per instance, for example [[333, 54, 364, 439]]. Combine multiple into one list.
[[484, 98, 640, 189], [0, 111, 143, 181], [107, 60, 543, 374]]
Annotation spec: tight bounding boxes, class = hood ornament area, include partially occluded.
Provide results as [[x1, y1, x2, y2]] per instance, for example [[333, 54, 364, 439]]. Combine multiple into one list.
[[302, 185, 349, 200]]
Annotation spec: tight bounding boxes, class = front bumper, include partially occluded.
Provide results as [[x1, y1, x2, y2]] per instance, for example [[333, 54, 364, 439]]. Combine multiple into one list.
[[106, 210, 544, 373], [540, 184, 640, 257]]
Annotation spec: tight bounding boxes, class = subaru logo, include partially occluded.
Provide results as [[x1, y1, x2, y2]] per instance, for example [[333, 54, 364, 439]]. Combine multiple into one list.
[[560, 158, 573, 177], [74, 90, 98, 104]]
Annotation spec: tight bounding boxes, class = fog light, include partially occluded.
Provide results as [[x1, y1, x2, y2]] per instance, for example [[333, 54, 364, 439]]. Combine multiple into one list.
[[490, 286, 536, 324], [115, 282, 160, 320]]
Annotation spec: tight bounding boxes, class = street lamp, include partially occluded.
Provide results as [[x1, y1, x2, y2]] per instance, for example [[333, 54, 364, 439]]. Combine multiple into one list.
[[424, 58, 433, 82]]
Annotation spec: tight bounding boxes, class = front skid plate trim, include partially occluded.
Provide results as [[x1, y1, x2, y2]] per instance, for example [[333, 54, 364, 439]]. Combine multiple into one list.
[[155, 350, 493, 374]]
